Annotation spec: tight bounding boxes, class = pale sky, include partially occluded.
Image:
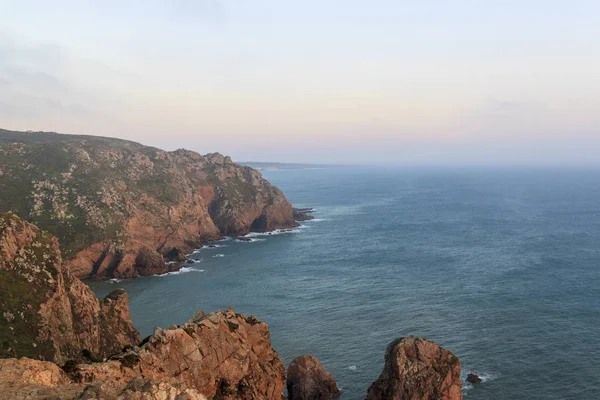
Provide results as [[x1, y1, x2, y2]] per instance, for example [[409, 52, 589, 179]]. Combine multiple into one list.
[[1, 0, 599, 164]]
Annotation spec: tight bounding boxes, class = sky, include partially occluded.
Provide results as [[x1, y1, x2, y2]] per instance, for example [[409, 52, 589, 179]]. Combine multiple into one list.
[[0, 0, 599, 165]]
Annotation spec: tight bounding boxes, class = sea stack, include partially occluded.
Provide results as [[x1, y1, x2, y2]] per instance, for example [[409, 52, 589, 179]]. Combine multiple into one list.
[[367, 336, 462, 400], [287, 355, 340, 400]]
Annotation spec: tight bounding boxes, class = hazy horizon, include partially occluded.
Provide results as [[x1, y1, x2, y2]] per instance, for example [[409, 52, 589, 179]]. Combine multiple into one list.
[[1, 1, 599, 165]]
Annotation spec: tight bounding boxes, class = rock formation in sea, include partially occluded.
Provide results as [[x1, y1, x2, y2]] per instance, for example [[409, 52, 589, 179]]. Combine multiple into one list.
[[287, 355, 340, 400], [466, 373, 482, 383], [0, 128, 298, 279], [0, 220, 464, 399], [292, 207, 316, 221], [366, 336, 462, 400], [0, 212, 139, 364]]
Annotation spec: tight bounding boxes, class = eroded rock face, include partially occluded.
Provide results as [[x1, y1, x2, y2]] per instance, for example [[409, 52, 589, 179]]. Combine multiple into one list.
[[287, 355, 340, 400], [0, 212, 139, 364], [0, 129, 298, 279], [0, 309, 285, 400], [0, 358, 208, 400], [366, 336, 462, 400]]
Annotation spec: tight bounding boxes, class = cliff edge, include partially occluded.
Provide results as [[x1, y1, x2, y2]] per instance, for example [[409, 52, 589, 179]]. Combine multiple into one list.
[[0, 129, 298, 279], [0, 212, 139, 364]]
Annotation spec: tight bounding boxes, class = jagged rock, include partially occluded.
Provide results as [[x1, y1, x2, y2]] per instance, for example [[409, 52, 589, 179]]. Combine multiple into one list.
[[135, 247, 168, 276], [293, 208, 316, 221], [0, 309, 284, 400], [466, 373, 482, 383], [0, 129, 299, 279], [287, 355, 340, 400], [366, 336, 462, 400], [0, 212, 139, 364]]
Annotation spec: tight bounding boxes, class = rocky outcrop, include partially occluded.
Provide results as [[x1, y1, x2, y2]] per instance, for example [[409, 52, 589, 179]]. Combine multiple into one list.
[[292, 208, 316, 221], [466, 373, 482, 383], [0, 308, 285, 400], [287, 355, 340, 400], [367, 336, 462, 400], [0, 212, 139, 364], [0, 129, 298, 279], [0, 357, 208, 399]]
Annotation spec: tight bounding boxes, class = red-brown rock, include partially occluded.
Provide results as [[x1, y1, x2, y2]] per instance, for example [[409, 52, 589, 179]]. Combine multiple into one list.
[[0, 130, 299, 279], [0, 212, 139, 364], [287, 355, 340, 400], [0, 308, 285, 400], [366, 336, 462, 400]]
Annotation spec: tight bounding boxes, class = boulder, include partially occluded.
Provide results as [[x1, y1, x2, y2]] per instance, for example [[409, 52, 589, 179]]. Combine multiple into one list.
[[135, 247, 168, 276], [366, 336, 462, 400], [466, 373, 482, 383], [287, 355, 340, 400]]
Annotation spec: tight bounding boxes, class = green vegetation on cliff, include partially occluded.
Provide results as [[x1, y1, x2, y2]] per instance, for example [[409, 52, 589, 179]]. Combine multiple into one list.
[[0, 129, 297, 279]]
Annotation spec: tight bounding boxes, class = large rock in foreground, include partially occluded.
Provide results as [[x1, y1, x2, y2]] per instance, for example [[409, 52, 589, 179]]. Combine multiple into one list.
[[367, 336, 462, 400], [0, 308, 285, 400], [0, 357, 207, 399], [0, 212, 139, 364], [287, 355, 340, 400], [0, 129, 299, 279]]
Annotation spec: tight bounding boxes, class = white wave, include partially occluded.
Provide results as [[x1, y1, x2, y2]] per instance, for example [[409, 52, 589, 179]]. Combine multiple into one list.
[[243, 224, 312, 237], [237, 238, 266, 243], [477, 372, 494, 383], [187, 244, 226, 256], [306, 218, 327, 222], [109, 278, 122, 284], [213, 254, 225, 258], [183, 258, 203, 264], [156, 267, 204, 277], [348, 365, 358, 371]]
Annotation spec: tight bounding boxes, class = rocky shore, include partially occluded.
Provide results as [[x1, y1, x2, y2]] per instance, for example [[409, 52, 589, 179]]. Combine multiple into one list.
[[0, 212, 465, 399], [0, 130, 467, 399], [0, 129, 299, 280]]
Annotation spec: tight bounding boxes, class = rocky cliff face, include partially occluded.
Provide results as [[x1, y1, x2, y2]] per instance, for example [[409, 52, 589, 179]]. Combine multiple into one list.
[[287, 355, 340, 400], [366, 336, 462, 400], [0, 212, 139, 364], [0, 308, 285, 400], [0, 129, 298, 279]]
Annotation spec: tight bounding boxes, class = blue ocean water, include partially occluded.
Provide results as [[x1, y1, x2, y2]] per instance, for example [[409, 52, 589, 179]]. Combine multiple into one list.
[[90, 167, 600, 400]]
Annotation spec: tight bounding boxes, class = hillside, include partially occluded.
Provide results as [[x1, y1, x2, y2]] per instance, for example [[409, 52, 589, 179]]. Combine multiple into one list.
[[0, 129, 298, 279]]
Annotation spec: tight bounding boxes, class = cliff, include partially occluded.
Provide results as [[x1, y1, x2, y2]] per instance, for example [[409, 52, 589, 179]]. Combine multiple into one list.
[[0, 129, 298, 279], [0, 309, 286, 400], [0, 212, 139, 364]]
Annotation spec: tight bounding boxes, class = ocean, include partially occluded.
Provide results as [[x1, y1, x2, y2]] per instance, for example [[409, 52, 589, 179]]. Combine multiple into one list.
[[90, 166, 600, 400]]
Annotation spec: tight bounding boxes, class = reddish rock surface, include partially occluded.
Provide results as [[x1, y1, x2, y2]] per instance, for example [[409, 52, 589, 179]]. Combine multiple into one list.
[[0, 130, 299, 279], [366, 336, 462, 400], [0, 308, 285, 400], [287, 355, 340, 400], [0, 212, 139, 364]]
